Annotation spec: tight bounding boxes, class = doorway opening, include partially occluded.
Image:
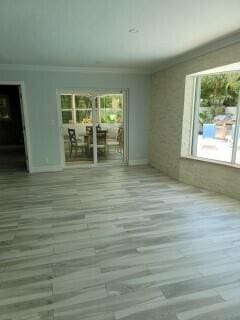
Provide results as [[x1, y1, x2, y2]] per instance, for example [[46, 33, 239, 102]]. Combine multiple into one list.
[[0, 85, 28, 171], [59, 90, 127, 167]]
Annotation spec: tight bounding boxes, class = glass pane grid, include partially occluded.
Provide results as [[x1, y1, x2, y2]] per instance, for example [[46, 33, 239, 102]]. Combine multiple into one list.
[[61, 93, 125, 166], [192, 72, 240, 165], [61, 95, 72, 109]]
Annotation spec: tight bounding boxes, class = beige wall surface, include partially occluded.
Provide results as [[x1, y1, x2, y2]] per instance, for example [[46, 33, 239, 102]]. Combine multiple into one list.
[[150, 42, 240, 200]]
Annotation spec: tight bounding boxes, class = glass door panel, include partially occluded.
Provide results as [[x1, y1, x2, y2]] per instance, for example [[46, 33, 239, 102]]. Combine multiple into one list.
[[96, 93, 124, 164], [235, 123, 240, 164], [60, 93, 94, 165], [60, 91, 126, 166]]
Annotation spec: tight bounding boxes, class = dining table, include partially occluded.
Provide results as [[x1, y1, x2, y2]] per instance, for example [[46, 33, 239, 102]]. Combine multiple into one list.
[[78, 130, 108, 155]]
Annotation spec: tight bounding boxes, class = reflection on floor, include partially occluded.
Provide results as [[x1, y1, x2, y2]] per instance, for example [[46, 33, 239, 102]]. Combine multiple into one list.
[[65, 146, 123, 165], [0, 146, 26, 171], [1, 165, 240, 319]]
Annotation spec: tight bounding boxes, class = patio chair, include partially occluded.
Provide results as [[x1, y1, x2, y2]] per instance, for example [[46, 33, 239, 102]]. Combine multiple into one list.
[[68, 128, 87, 157], [202, 124, 217, 149], [203, 124, 216, 139]]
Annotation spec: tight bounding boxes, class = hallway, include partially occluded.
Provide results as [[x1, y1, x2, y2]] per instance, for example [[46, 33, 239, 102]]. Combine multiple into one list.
[[0, 146, 26, 171]]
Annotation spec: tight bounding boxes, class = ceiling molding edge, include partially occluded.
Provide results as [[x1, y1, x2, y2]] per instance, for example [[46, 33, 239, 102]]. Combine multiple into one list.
[[153, 29, 240, 74], [2, 30, 240, 76], [0, 63, 151, 75]]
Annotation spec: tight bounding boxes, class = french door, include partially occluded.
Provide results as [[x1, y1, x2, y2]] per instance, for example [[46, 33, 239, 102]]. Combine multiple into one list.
[[59, 90, 126, 167]]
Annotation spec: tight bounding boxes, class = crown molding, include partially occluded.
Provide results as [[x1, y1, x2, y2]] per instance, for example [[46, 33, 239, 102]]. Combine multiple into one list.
[[2, 30, 240, 76], [0, 63, 151, 75], [153, 29, 240, 74]]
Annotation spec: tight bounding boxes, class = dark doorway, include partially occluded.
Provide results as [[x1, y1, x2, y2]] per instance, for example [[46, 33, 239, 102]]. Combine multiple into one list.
[[0, 85, 27, 171]]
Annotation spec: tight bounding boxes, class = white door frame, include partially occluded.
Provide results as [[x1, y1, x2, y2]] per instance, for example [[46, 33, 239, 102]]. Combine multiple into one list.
[[56, 88, 129, 169], [0, 81, 32, 173]]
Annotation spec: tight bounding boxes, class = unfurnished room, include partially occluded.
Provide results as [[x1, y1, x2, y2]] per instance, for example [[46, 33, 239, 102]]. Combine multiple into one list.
[[0, 1, 240, 319]]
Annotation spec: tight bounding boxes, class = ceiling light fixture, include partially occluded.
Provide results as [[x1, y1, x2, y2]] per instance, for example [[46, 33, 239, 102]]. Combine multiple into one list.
[[129, 28, 139, 34]]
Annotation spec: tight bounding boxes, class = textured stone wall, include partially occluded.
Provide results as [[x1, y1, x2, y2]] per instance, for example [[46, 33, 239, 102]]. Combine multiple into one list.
[[150, 42, 240, 200]]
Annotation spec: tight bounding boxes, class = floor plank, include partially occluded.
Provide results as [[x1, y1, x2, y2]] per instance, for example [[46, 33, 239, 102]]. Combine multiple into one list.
[[0, 165, 240, 319]]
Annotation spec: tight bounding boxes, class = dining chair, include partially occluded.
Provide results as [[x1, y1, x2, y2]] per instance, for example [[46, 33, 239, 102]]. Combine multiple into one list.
[[107, 127, 122, 153], [68, 128, 87, 157], [117, 127, 124, 154], [89, 130, 107, 158]]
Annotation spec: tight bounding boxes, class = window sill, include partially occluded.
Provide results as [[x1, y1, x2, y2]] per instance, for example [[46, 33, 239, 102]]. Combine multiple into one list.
[[181, 155, 240, 169]]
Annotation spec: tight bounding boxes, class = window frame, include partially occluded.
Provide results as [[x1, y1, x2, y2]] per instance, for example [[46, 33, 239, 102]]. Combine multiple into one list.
[[98, 94, 123, 124], [61, 93, 123, 125], [190, 73, 240, 166], [75, 94, 94, 124], [61, 93, 93, 124], [231, 94, 240, 163], [61, 94, 73, 124]]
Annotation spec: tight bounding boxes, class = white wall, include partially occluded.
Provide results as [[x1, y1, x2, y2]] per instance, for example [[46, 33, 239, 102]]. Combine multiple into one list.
[[0, 68, 151, 171], [150, 41, 240, 200]]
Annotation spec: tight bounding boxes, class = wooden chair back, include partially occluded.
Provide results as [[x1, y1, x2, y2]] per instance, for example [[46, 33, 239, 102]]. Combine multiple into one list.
[[68, 128, 77, 146], [97, 131, 107, 146]]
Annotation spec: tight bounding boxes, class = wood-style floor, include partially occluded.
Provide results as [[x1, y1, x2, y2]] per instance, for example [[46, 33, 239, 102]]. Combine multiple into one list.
[[0, 165, 240, 320]]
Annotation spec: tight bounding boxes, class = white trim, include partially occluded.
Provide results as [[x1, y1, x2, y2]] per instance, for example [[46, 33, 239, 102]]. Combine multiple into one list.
[[189, 62, 240, 77], [154, 30, 240, 73], [231, 94, 240, 163], [191, 77, 201, 157], [56, 91, 65, 169], [181, 155, 240, 170], [92, 95, 98, 165], [31, 165, 62, 173], [72, 94, 77, 124], [123, 90, 129, 164], [128, 159, 149, 166], [0, 63, 150, 75], [58, 88, 128, 96], [0, 81, 33, 173]]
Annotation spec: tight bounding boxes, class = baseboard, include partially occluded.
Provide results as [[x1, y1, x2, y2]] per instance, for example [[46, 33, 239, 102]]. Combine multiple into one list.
[[128, 159, 149, 166], [31, 161, 148, 172], [30, 165, 62, 173]]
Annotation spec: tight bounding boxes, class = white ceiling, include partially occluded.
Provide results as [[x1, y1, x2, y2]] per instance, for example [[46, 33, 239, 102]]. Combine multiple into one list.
[[1, 0, 240, 72]]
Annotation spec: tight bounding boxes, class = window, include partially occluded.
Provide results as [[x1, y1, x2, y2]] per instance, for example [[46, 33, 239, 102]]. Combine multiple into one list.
[[61, 93, 123, 125], [99, 95, 123, 124], [75, 95, 92, 124], [191, 72, 240, 164], [61, 95, 72, 124], [61, 94, 92, 124]]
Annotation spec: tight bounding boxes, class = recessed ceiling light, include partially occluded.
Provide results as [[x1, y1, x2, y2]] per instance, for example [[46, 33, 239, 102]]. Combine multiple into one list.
[[129, 28, 139, 34]]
